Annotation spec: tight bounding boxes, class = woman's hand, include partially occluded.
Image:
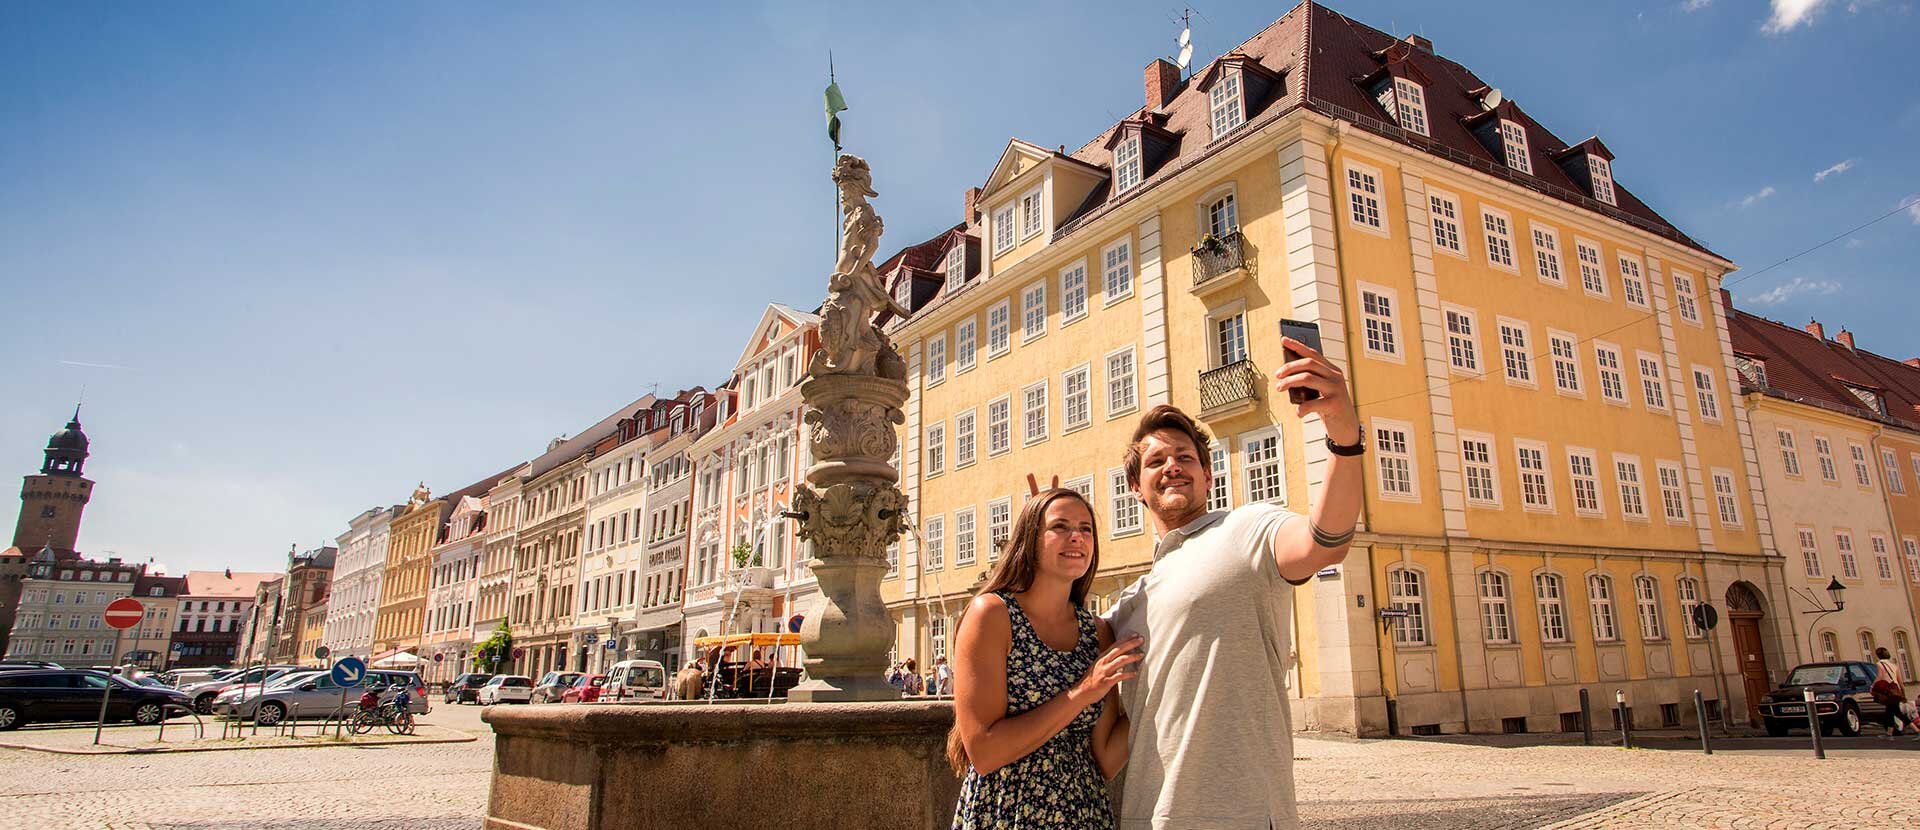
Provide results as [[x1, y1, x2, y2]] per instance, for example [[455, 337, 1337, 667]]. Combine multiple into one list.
[[1071, 635, 1144, 705]]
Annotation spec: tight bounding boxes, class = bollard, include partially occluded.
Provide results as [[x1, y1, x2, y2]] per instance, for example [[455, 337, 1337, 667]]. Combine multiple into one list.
[[1579, 688, 1593, 746], [287, 702, 299, 737], [1804, 688, 1825, 760], [1693, 689, 1712, 755], [1616, 689, 1632, 750]]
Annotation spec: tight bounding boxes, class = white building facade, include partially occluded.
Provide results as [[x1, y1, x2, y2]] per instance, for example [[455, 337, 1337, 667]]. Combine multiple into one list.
[[324, 506, 397, 662]]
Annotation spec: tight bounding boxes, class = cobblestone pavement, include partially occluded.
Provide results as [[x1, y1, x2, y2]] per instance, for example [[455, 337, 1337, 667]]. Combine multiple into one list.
[[2, 703, 1915, 829]]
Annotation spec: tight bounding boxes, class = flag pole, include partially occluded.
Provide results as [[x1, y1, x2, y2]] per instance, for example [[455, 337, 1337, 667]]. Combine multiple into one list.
[[830, 51, 842, 263]]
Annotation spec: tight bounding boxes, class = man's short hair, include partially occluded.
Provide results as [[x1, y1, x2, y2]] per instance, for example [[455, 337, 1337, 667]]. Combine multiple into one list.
[[1124, 404, 1215, 487]]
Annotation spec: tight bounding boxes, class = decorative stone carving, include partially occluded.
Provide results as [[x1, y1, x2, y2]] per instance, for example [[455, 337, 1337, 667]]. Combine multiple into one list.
[[792, 481, 906, 561], [408, 481, 431, 509], [812, 156, 911, 381]]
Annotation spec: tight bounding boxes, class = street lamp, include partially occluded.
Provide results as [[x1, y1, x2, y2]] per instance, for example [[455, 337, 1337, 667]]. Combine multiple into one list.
[[1824, 577, 1846, 611], [1795, 577, 1847, 663]]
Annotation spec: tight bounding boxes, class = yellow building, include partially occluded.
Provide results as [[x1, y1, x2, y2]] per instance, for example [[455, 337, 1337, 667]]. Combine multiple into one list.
[[1730, 314, 1920, 684], [299, 600, 328, 668], [374, 483, 439, 660], [884, 1, 1787, 735]]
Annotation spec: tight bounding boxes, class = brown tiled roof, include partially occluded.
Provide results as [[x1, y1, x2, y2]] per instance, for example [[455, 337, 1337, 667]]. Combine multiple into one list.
[[1728, 307, 1920, 431], [183, 570, 281, 600]]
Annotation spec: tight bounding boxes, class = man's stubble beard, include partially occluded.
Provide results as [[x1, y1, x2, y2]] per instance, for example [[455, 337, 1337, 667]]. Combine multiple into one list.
[[1149, 486, 1208, 530]]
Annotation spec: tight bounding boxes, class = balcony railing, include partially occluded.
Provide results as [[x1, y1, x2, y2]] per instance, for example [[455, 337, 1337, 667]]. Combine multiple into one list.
[[1192, 231, 1249, 287], [1198, 359, 1261, 414]]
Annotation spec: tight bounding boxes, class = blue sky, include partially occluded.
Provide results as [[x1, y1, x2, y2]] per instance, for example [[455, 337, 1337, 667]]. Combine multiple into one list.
[[2, 0, 1914, 574]]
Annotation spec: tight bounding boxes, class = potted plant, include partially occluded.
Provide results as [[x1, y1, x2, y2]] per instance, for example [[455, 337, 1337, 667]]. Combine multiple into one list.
[[730, 542, 759, 569], [1195, 232, 1229, 258]]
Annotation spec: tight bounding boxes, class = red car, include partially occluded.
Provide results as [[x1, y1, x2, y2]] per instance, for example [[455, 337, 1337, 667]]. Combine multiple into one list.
[[559, 674, 609, 703]]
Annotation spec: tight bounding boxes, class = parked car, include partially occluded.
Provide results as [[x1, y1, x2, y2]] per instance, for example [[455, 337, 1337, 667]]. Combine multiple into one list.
[[477, 675, 533, 705], [531, 671, 583, 704], [159, 668, 230, 689], [0, 669, 191, 730], [1758, 661, 1889, 737], [606, 660, 667, 701], [444, 673, 494, 705], [559, 674, 608, 704], [213, 669, 428, 725], [183, 664, 301, 713], [0, 661, 66, 672]]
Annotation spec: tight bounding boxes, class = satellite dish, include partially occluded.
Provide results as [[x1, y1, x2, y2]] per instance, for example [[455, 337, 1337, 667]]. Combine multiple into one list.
[[1482, 88, 1503, 110], [1177, 42, 1194, 70], [1178, 26, 1191, 48]]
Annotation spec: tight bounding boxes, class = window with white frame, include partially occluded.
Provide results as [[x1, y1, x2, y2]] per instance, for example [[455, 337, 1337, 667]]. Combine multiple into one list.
[[1359, 285, 1400, 359], [1019, 188, 1043, 241], [987, 300, 1011, 357], [1536, 572, 1568, 641], [1550, 332, 1581, 395], [1114, 136, 1142, 194], [1461, 433, 1500, 506], [1482, 208, 1516, 270], [1588, 156, 1616, 205], [992, 205, 1015, 255], [926, 335, 946, 385], [1873, 535, 1893, 580], [1736, 355, 1769, 388], [1637, 353, 1667, 411], [1615, 455, 1647, 519], [1837, 531, 1859, 578], [927, 616, 947, 660], [1656, 462, 1688, 523], [987, 396, 1011, 456], [1532, 225, 1564, 285], [1568, 449, 1603, 516], [1575, 239, 1608, 297], [954, 508, 976, 566], [1516, 440, 1553, 511], [1445, 306, 1481, 374], [1022, 381, 1048, 445], [1102, 238, 1133, 301], [955, 410, 977, 468], [1065, 475, 1093, 503], [1672, 273, 1701, 323], [988, 499, 1012, 559], [1345, 163, 1385, 232], [1063, 364, 1091, 432], [1678, 577, 1704, 638], [1498, 318, 1534, 386], [1242, 430, 1285, 504], [1911, 455, 1920, 489], [944, 243, 965, 286], [1390, 77, 1429, 135], [955, 318, 977, 372], [1208, 443, 1232, 511], [1105, 347, 1137, 417], [1800, 528, 1823, 577], [1849, 443, 1873, 487], [1634, 576, 1664, 640], [1209, 71, 1244, 138], [893, 277, 911, 309], [1594, 342, 1627, 404], [1021, 283, 1046, 341], [1206, 192, 1239, 238], [1109, 468, 1142, 536], [1060, 261, 1088, 322], [1428, 190, 1464, 254], [1884, 449, 1906, 495], [1500, 120, 1532, 174], [1903, 537, 1919, 582], [1374, 420, 1417, 500], [1618, 255, 1648, 308], [923, 515, 945, 570], [1814, 436, 1838, 481], [1478, 571, 1513, 643], [1692, 368, 1721, 422], [1588, 574, 1619, 641], [1214, 311, 1248, 367], [1387, 568, 1429, 645]]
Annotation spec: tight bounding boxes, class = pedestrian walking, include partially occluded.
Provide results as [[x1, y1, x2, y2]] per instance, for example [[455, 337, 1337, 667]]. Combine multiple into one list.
[[901, 658, 923, 696], [935, 656, 953, 696], [1871, 647, 1914, 738]]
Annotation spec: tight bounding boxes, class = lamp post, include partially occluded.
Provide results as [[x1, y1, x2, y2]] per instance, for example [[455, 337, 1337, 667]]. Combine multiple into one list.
[[1794, 577, 1847, 662]]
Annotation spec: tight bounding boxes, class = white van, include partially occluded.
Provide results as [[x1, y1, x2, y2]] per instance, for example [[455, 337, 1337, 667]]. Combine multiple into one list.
[[605, 660, 668, 701]]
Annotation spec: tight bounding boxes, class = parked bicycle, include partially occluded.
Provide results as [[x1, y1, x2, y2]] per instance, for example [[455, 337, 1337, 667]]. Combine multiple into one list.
[[348, 685, 415, 735]]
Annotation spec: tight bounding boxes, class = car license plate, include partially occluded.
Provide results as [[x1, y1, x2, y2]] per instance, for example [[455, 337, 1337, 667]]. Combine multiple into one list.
[[1779, 704, 1805, 714]]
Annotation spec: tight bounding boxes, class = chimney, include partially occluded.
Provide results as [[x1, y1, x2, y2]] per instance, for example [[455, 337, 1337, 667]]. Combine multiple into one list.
[[1145, 58, 1181, 111], [1805, 319, 1825, 340], [1904, 358, 1920, 369], [1406, 34, 1433, 53], [224, 568, 232, 578], [963, 187, 982, 223], [1836, 328, 1855, 351]]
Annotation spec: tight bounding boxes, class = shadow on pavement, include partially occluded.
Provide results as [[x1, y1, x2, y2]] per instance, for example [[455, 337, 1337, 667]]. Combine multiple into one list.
[[1302, 792, 1643, 829]]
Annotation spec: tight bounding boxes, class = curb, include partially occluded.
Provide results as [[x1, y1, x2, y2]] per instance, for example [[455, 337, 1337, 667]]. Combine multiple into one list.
[[0, 728, 477, 756]]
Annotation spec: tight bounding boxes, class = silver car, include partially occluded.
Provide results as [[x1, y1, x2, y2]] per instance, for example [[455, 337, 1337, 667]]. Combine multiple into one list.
[[214, 669, 428, 725]]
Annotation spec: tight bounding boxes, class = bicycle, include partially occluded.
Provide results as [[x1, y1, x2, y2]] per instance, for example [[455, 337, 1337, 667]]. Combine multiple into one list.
[[347, 686, 416, 736]]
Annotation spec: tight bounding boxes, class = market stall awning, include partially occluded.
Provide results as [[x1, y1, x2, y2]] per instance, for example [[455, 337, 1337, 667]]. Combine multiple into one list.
[[692, 633, 801, 649]]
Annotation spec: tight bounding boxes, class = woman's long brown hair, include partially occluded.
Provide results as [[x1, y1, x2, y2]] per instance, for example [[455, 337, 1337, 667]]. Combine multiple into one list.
[[944, 488, 1102, 776]]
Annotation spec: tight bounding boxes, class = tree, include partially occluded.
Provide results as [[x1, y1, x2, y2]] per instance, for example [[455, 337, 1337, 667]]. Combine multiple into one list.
[[472, 622, 514, 673]]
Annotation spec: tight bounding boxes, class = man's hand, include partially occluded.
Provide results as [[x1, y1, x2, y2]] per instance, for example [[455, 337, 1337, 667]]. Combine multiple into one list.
[[1273, 336, 1360, 445], [1025, 473, 1062, 496]]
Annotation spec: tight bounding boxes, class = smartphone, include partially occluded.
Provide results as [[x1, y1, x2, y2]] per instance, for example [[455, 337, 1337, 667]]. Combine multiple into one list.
[[1279, 319, 1323, 404]]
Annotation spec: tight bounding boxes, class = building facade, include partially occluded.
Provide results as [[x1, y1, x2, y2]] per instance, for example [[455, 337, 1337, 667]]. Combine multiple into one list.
[[374, 484, 439, 660], [5, 549, 142, 663], [272, 545, 335, 664], [633, 390, 715, 673], [423, 490, 488, 683], [578, 402, 666, 675], [172, 570, 277, 668], [240, 575, 285, 666], [325, 506, 399, 662], [127, 572, 185, 670], [475, 468, 526, 672]]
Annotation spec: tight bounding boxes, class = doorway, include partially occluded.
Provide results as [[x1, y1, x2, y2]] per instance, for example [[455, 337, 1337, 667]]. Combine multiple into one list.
[[1726, 581, 1771, 727]]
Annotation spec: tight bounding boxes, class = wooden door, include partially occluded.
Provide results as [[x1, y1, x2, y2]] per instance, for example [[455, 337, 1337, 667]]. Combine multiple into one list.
[[1731, 616, 1771, 725]]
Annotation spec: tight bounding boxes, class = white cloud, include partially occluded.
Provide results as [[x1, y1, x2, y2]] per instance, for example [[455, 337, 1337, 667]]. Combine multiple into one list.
[[1746, 276, 1843, 306], [1763, 0, 1831, 32], [1812, 159, 1856, 182], [1906, 195, 1920, 225], [1738, 186, 1777, 208], [1682, 0, 1712, 10]]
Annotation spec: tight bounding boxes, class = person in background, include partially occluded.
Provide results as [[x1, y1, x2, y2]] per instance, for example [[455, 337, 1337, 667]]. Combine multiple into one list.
[[935, 656, 953, 696], [1872, 647, 1915, 738], [901, 658, 923, 696]]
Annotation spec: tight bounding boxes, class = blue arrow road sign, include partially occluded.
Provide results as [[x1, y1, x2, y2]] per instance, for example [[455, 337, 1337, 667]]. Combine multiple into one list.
[[331, 656, 368, 687]]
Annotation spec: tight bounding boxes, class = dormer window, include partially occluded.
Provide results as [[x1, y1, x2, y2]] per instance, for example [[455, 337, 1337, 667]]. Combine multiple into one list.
[[1114, 136, 1142, 194], [894, 275, 912, 307], [1500, 120, 1531, 174], [1209, 71, 1244, 138], [1378, 78, 1429, 136], [1018, 188, 1043, 241], [1734, 355, 1768, 388], [1588, 156, 1616, 205], [992, 204, 1015, 255], [1847, 385, 1887, 415], [944, 244, 965, 285]]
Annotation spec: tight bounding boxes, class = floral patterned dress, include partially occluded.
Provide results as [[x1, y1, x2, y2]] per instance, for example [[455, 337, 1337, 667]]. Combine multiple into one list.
[[952, 592, 1112, 829]]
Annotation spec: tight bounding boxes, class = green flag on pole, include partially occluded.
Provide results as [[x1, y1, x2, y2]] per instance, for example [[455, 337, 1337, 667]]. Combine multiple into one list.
[[824, 78, 847, 151]]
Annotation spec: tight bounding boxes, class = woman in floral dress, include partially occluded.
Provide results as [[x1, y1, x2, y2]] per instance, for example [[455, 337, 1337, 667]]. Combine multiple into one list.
[[947, 488, 1145, 829]]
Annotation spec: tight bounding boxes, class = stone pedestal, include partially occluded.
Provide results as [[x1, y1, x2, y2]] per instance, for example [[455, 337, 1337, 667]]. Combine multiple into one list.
[[484, 701, 959, 830]]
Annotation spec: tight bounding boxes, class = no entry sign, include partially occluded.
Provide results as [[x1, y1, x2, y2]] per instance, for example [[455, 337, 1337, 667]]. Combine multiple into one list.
[[103, 597, 144, 630]]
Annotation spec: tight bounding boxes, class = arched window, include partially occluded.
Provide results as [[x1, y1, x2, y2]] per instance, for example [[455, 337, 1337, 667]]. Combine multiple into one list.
[[1387, 568, 1428, 646], [1897, 631, 1914, 681], [1819, 631, 1839, 661], [1587, 575, 1618, 642], [1532, 572, 1568, 643], [1477, 571, 1512, 644], [1676, 578, 1703, 639], [1634, 576, 1664, 641], [1859, 630, 1877, 661]]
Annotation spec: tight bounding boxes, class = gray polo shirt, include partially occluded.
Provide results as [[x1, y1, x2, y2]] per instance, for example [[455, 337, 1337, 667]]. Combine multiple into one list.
[[1102, 504, 1303, 830]]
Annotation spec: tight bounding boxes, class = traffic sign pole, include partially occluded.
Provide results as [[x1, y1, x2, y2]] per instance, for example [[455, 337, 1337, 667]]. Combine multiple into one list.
[[93, 629, 123, 746], [94, 597, 146, 746]]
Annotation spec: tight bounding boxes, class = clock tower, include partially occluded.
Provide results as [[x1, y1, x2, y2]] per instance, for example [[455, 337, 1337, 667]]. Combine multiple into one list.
[[12, 406, 93, 553]]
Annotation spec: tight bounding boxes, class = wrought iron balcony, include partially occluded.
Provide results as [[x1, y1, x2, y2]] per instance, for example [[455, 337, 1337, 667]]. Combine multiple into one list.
[[1198, 359, 1261, 418], [1191, 231, 1250, 292]]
